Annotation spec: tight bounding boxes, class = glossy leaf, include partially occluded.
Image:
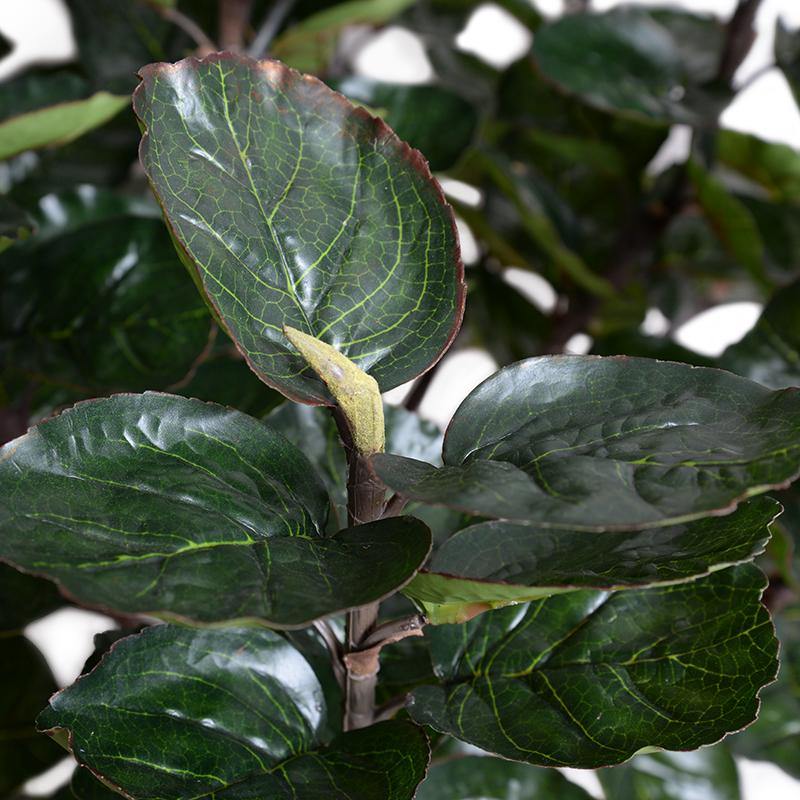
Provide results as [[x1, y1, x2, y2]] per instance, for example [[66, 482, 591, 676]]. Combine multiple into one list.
[[334, 77, 477, 171], [0, 201, 212, 399], [598, 746, 741, 800], [0, 392, 431, 627], [727, 605, 800, 778], [408, 565, 777, 768], [133, 53, 465, 404], [0, 563, 63, 632], [374, 356, 800, 530], [531, 8, 724, 124], [39, 625, 430, 799], [721, 278, 800, 390], [404, 496, 778, 624], [271, 0, 416, 73], [416, 755, 594, 800], [0, 92, 130, 161], [1, 635, 63, 794]]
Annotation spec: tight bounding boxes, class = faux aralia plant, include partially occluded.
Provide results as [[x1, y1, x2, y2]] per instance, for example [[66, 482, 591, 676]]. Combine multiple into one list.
[[0, 52, 798, 798]]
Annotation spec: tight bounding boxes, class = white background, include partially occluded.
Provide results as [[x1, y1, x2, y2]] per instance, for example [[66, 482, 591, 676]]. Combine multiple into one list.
[[1, 0, 798, 796]]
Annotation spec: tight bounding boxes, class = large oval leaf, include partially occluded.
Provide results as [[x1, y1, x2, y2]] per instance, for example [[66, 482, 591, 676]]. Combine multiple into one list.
[[0, 393, 430, 627], [133, 53, 465, 404], [407, 564, 777, 768], [404, 496, 778, 624], [374, 356, 800, 530], [38, 625, 430, 799]]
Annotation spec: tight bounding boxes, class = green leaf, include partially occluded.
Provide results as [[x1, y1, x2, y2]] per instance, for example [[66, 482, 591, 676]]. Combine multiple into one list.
[[407, 564, 777, 768], [70, 768, 126, 799], [721, 278, 800, 389], [373, 356, 800, 530], [0, 196, 212, 400], [38, 625, 430, 799], [272, 0, 416, 73], [0, 92, 130, 161], [688, 161, 767, 288], [717, 129, 800, 204], [133, 53, 465, 405], [416, 755, 594, 800], [776, 19, 800, 110], [404, 496, 778, 624], [334, 77, 477, 171], [0, 392, 431, 627], [0, 563, 63, 632], [598, 746, 741, 800], [531, 8, 725, 124], [727, 605, 800, 778], [1, 635, 63, 794]]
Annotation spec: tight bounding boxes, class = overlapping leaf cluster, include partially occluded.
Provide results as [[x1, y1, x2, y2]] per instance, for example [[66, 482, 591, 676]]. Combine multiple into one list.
[[2, 2, 800, 799]]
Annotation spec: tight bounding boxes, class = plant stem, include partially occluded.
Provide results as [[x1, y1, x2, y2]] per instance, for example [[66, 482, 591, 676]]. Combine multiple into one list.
[[334, 409, 386, 730], [219, 0, 254, 51], [249, 0, 296, 58], [157, 7, 216, 53]]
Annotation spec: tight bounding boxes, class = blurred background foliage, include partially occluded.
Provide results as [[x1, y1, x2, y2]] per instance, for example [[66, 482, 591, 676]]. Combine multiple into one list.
[[1, 1, 800, 797]]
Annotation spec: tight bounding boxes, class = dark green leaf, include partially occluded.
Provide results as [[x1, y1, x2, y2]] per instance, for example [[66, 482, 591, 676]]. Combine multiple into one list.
[[0, 200, 211, 400], [728, 605, 800, 778], [688, 161, 767, 288], [0, 92, 130, 161], [334, 77, 477, 171], [0, 69, 87, 121], [70, 768, 126, 799], [532, 8, 725, 124], [133, 53, 465, 404], [1, 635, 63, 793], [0, 392, 431, 627], [416, 755, 594, 800], [408, 564, 777, 768], [717, 129, 800, 204], [39, 624, 429, 799], [404, 496, 778, 624], [598, 745, 741, 800], [721, 278, 800, 389], [0, 563, 64, 632], [373, 356, 800, 530]]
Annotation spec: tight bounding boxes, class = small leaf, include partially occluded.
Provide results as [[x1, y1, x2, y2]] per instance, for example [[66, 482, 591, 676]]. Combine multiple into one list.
[[0, 393, 431, 627], [721, 278, 800, 390], [133, 53, 465, 404], [0, 196, 35, 253], [38, 625, 430, 799], [598, 746, 741, 800], [1, 635, 63, 794], [407, 564, 777, 768], [416, 755, 594, 800], [373, 356, 800, 530], [404, 496, 778, 624], [0, 92, 130, 160]]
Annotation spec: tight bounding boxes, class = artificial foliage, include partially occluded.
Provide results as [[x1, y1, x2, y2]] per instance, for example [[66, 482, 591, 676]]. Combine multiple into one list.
[[1, 1, 800, 798]]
